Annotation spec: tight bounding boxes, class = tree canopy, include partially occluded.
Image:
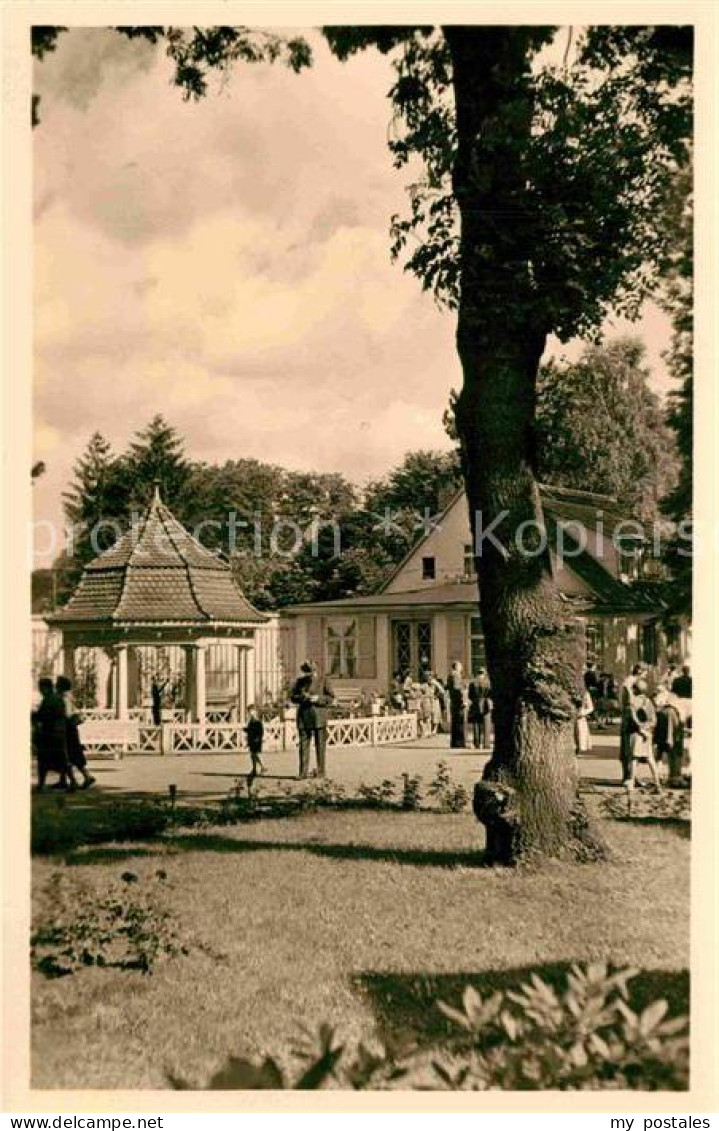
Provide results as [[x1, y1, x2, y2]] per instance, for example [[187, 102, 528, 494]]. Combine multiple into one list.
[[535, 339, 679, 525]]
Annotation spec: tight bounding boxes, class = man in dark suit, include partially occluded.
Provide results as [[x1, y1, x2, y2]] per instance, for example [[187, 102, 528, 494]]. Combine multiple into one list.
[[290, 661, 335, 779]]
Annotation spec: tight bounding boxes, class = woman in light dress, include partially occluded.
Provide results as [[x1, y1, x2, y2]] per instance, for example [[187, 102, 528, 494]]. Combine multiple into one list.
[[574, 687, 594, 755]]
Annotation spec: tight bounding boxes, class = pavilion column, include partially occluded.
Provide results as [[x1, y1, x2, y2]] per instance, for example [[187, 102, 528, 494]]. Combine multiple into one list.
[[188, 643, 207, 724], [114, 643, 129, 720], [236, 644, 253, 725], [95, 647, 113, 710], [245, 645, 255, 717], [61, 640, 76, 683], [127, 647, 140, 711], [183, 645, 195, 721]]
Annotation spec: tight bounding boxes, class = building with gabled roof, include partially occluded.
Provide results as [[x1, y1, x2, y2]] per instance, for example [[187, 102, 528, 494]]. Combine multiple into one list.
[[281, 484, 682, 691]]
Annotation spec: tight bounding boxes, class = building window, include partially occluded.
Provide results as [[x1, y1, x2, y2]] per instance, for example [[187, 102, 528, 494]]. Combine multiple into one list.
[[464, 544, 476, 579], [206, 641, 239, 700], [470, 615, 486, 674], [394, 622, 412, 676], [616, 536, 644, 581], [326, 618, 357, 678], [392, 620, 432, 679], [664, 624, 682, 664], [639, 623, 658, 666], [417, 621, 432, 674], [585, 622, 604, 664], [421, 556, 436, 580]]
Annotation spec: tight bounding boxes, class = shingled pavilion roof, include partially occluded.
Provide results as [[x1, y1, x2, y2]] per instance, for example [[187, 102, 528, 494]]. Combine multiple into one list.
[[51, 486, 265, 626]]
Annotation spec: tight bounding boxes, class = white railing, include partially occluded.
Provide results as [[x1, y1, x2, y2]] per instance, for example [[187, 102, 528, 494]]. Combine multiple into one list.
[[327, 718, 373, 747], [166, 724, 244, 754], [136, 725, 163, 754], [262, 717, 287, 751], [81, 708, 116, 722], [85, 712, 418, 756], [83, 707, 187, 724], [374, 714, 418, 745], [205, 708, 234, 724]]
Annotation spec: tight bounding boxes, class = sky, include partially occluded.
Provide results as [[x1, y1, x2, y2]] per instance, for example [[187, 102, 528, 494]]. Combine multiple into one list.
[[32, 27, 674, 565]]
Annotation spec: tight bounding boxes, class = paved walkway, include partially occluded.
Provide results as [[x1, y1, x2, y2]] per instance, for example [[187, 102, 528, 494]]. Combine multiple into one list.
[[67, 732, 624, 803]]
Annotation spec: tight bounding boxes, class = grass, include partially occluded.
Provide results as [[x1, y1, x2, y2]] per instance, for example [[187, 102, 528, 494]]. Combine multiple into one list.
[[31, 802, 690, 1090]]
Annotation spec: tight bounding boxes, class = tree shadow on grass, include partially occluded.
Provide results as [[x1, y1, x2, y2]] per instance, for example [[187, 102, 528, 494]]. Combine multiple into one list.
[[188, 772, 300, 781], [62, 832, 488, 870], [352, 963, 690, 1050]]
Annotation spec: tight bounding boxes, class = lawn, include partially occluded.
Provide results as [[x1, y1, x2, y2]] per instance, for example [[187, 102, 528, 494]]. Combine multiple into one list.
[[31, 801, 690, 1090]]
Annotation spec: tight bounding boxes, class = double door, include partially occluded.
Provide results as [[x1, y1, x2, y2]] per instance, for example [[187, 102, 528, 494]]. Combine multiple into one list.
[[392, 620, 432, 679]]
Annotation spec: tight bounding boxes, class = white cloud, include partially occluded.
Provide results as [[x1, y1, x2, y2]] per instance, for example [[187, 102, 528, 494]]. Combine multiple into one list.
[[33, 27, 673, 560]]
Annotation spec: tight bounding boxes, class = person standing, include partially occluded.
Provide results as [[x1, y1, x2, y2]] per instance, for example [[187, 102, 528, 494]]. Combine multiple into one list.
[[56, 676, 96, 789], [626, 678, 661, 791], [477, 669, 493, 750], [151, 677, 167, 726], [467, 669, 492, 750], [290, 661, 335, 779], [574, 687, 594, 756], [654, 686, 686, 787], [446, 660, 467, 749], [32, 678, 73, 791], [670, 664, 692, 701], [584, 661, 600, 699], [595, 669, 615, 728], [619, 663, 645, 784]]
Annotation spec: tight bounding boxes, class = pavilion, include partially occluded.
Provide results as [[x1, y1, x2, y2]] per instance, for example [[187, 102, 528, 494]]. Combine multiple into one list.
[[49, 486, 266, 724]]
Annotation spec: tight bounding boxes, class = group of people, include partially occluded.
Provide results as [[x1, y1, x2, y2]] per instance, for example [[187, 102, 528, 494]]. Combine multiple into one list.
[[32, 676, 96, 792], [581, 663, 619, 728], [390, 671, 446, 737], [618, 662, 692, 790], [389, 661, 494, 751], [575, 659, 692, 788]]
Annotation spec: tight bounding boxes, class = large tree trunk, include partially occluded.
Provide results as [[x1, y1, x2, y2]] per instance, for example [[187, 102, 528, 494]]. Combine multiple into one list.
[[445, 26, 605, 864]]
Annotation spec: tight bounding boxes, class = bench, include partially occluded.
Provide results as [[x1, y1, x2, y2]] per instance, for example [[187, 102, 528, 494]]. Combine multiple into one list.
[[79, 718, 140, 756], [332, 686, 363, 707]]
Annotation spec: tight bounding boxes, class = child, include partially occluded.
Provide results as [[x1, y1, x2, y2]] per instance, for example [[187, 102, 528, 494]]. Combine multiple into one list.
[[244, 706, 265, 780]]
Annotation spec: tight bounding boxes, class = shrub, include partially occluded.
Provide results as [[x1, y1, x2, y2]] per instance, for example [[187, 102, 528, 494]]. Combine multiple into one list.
[[600, 789, 691, 823], [177, 964, 688, 1091], [427, 761, 470, 813], [401, 773, 423, 811], [356, 779, 398, 807], [32, 870, 187, 977], [433, 962, 689, 1090]]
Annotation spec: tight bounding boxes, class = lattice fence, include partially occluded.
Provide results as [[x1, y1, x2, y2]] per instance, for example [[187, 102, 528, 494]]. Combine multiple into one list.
[[374, 714, 418, 745], [84, 712, 418, 755], [326, 718, 373, 747]]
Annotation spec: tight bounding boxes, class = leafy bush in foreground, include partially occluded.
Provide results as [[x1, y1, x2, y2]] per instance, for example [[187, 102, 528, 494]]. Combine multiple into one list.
[[599, 788, 691, 823], [32, 870, 187, 977], [427, 760, 470, 813], [171, 964, 688, 1091]]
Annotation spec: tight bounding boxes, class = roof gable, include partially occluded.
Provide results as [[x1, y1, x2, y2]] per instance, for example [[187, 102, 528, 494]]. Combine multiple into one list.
[[379, 482, 643, 608]]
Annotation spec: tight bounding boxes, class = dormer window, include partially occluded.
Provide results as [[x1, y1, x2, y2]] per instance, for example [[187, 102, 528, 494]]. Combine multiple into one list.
[[422, 556, 436, 581], [615, 530, 645, 582]]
